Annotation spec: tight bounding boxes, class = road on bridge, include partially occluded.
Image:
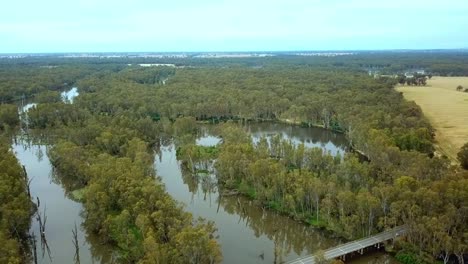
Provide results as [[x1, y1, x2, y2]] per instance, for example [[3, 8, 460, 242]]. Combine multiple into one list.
[[287, 225, 407, 264]]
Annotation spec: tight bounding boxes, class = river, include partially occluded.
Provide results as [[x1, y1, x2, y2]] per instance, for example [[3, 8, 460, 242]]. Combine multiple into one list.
[[13, 120, 397, 263], [13, 88, 114, 264], [13, 138, 113, 264], [156, 122, 398, 263]]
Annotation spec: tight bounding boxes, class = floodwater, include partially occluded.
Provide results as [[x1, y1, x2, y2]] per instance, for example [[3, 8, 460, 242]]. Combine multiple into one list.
[[156, 123, 348, 263], [157, 122, 398, 263], [61, 87, 79, 103], [246, 122, 348, 156], [14, 121, 397, 263], [13, 138, 113, 264], [21, 103, 37, 112]]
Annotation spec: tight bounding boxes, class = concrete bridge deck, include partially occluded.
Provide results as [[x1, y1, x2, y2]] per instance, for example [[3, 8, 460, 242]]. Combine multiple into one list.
[[287, 225, 407, 264]]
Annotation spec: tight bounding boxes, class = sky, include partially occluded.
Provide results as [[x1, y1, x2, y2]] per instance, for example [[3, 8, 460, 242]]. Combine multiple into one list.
[[1, 0, 468, 53]]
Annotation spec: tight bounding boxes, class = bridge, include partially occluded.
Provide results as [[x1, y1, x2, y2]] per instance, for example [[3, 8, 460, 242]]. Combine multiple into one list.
[[287, 225, 407, 264]]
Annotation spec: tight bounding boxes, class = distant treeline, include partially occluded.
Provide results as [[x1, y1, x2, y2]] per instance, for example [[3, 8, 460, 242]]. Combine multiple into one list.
[[2, 50, 468, 75]]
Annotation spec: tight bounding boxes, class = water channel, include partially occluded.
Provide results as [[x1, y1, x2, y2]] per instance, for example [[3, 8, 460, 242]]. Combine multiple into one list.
[[156, 122, 398, 264], [13, 116, 397, 263], [13, 138, 113, 264]]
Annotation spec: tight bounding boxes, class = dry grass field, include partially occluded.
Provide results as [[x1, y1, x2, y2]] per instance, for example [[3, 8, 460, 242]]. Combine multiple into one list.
[[396, 77, 468, 161]]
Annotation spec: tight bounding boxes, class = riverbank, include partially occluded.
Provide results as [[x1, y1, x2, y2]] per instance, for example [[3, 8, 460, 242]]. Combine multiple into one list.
[[199, 118, 371, 161], [12, 139, 113, 263], [157, 123, 345, 263], [0, 136, 32, 264], [175, 122, 400, 263]]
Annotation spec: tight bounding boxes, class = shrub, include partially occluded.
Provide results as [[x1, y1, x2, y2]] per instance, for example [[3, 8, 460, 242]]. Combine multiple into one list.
[[457, 143, 468, 169]]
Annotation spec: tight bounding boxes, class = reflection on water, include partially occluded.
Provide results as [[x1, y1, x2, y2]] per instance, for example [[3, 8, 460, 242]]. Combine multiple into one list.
[[21, 103, 38, 113], [156, 122, 349, 264], [199, 122, 349, 156], [61, 87, 79, 103], [157, 122, 398, 264], [13, 139, 112, 264], [246, 122, 348, 156], [156, 145, 339, 264], [11, 121, 396, 263], [348, 250, 400, 264], [196, 135, 221, 146]]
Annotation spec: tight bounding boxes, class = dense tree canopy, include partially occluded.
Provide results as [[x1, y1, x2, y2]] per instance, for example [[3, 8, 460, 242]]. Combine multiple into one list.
[[0, 104, 32, 263], [0, 138, 32, 263], [44, 115, 221, 263], [0, 53, 467, 263], [0, 104, 19, 131]]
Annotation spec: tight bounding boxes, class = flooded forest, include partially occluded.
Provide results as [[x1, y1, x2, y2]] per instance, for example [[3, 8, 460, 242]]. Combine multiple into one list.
[[0, 53, 467, 264]]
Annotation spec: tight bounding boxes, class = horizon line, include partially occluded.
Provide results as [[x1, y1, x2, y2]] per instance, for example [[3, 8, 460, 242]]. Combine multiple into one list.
[[1, 48, 468, 55]]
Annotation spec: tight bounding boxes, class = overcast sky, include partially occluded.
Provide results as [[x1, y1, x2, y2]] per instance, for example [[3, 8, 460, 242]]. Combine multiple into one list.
[[1, 0, 467, 53]]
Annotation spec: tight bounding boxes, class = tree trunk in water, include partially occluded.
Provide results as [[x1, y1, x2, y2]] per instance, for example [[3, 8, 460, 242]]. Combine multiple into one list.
[[316, 198, 319, 223]]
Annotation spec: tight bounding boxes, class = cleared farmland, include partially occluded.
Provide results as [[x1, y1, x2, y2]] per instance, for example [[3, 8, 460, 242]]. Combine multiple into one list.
[[397, 77, 468, 161]]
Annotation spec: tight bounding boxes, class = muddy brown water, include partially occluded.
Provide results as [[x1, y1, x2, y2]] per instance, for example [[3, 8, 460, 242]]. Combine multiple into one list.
[[14, 122, 397, 263]]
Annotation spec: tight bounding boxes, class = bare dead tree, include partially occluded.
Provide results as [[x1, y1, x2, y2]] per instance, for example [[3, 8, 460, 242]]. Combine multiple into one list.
[[22, 165, 32, 198], [217, 194, 222, 213], [40, 234, 52, 262], [30, 232, 38, 264], [35, 200, 52, 262], [273, 232, 284, 264], [72, 222, 80, 264], [36, 204, 47, 236]]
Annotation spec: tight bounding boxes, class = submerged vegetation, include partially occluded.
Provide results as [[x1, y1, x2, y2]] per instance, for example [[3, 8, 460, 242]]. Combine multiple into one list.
[[44, 117, 222, 263], [0, 53, 467, 263]]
